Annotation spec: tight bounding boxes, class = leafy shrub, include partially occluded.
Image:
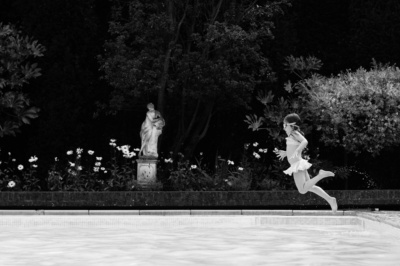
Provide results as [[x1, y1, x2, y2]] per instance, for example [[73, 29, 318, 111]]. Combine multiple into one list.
[[247, 56, 400, 157], [164, 153, 215, 191], [245, 56, 400, 188], [0, 23, 43, 137], [303, 61, 400, 156]]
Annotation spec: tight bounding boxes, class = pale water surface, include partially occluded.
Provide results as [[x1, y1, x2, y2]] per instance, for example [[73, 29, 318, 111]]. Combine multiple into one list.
[[0, 217, 399, 265]]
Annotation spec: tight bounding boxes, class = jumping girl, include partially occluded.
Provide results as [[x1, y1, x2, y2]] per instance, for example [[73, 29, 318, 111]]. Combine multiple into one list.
[[273, 113, 338, 212]]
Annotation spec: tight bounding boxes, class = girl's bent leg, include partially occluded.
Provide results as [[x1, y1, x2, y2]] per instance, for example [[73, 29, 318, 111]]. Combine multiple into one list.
[[309, 185, 337, 212], [293, 171, 337, 212], [309, 185, 331, 201], [292, 171, 308, 194], [302, 170, 334, 192]]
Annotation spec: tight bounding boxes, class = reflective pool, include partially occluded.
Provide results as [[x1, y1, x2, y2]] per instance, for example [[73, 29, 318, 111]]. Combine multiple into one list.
[[0, 216, 399, 265]]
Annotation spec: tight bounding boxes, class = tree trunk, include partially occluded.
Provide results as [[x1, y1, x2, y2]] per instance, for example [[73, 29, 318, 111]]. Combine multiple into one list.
[[165, 0, 224, 157], [183, 99, 214, 158], [172, 97, 200, 155], [157, 0, 188, 152], [158, 0, 188, 114], [171, 97, 215, 158], [157, 47, 172, 116]]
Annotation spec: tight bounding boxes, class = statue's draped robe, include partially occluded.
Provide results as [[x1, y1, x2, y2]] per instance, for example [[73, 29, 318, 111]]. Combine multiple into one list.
[[140, 110, 164, 157]]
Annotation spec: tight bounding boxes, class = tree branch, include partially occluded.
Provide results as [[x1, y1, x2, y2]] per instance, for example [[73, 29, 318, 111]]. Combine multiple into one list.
[[211, 0, 224, 24], [174, 0, 189, 43]]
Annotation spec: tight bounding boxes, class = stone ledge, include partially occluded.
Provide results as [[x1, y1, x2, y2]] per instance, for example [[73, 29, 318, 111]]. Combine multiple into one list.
[[0, 190, 398, 209]]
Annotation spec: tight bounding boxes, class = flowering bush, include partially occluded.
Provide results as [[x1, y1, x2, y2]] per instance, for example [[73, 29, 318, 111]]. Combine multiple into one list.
[[163, 142, 286, 191], [47, 139, 139, 191], [0, 139, 143, 191], [1, 140, 291, 191], [0, 151, 41, 191]]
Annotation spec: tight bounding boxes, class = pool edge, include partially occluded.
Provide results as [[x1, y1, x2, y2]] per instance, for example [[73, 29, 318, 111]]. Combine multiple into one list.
[[0, 209, 399, 231]]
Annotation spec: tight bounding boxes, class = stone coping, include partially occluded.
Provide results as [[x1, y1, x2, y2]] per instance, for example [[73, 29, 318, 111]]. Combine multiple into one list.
[[0, 209, 349, 216], [0, 209, 378, 216], [0, 209, 399, 231]]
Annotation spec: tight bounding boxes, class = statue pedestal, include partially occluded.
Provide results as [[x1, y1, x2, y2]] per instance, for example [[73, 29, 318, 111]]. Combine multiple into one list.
[[136, 157, 158, 190]]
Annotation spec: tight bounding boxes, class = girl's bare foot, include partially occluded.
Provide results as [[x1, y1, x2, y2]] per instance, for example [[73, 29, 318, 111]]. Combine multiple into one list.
[[329, 197, 338, 213], [318, 170, 335, 179]]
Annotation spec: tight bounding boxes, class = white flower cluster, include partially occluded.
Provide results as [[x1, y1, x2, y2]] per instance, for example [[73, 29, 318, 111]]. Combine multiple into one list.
[[93, 157, 102, 172], [117, 145, 136, 158], [28, 156, 38, 163], [109, 139, 117, 147], [244, 143, 268, 158], [164, 158, 173, 163], [110, 139, 137, 158], [28, 155, 38, 168], [7, 181, 15, 188]]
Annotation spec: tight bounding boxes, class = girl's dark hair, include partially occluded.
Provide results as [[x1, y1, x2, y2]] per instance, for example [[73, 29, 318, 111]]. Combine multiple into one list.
[[284, 113, 304, 135]]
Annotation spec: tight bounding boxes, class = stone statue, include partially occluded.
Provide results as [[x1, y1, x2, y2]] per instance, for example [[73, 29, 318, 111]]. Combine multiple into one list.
[[139, 103, 165, 158]]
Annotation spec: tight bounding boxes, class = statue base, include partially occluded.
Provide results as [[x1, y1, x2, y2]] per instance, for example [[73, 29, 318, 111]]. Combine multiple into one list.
[[136, 157, 158, 190]]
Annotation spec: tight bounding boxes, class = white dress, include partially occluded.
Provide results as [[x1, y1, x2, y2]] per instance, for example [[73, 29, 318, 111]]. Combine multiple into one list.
[[283, 136, 312, 175]]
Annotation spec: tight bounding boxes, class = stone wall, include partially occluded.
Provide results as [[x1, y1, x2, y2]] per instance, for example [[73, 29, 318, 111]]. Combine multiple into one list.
[[0, 190, 398, 209]]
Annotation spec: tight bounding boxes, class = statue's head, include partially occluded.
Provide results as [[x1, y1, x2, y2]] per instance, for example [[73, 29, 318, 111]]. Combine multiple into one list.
[[147, 103, 155, 110]]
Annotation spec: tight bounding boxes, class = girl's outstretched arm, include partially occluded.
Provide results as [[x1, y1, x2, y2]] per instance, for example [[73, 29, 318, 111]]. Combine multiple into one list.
[[290, 131, 308, 159]]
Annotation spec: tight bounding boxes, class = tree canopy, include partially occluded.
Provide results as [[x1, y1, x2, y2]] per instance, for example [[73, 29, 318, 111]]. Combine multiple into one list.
[[99, 0, 291, 157]]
